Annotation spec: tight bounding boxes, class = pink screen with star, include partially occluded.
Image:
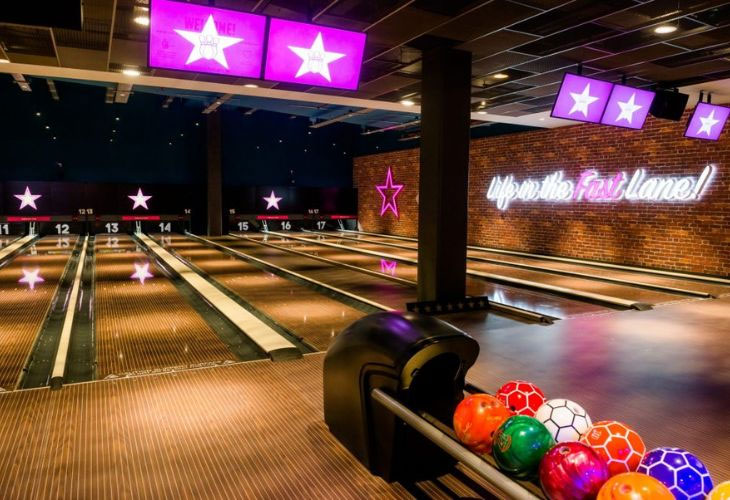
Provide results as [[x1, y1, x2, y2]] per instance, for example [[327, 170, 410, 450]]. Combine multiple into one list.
[[148, 0, 266, 78], [264, 18, 366, 90]]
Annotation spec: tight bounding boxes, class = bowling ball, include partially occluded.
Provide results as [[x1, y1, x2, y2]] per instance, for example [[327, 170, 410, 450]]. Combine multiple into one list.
[[708, 481, 730, 500], [597, 472, 674, 499], [637, 447, 713, 499], [492, 415, 555, 480], [539, 442, 609, 500], [452, 394, 511, 454], [496, 380, 546, 417], [580, 420, 646, 476], [535, 399, 592, 443]]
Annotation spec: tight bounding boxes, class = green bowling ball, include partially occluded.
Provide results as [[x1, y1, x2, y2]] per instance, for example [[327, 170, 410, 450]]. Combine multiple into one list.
[[492, 415, 555, 479]]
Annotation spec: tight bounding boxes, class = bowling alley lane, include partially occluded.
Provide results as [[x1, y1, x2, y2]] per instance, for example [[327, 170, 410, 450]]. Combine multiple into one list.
[[294, 233, 690, 306], [232, 232, 606, 319], [327, 231, 730, 298], [0, 235, 78, 390], [93, 234, 244, 378], [151, 234, 366, 350]]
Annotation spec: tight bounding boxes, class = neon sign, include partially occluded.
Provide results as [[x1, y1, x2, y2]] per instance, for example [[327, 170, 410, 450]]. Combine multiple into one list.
[[487, 165, 715, 210], [380, 259, 397, 276], [128, 188, 152, 210], [14, 186, 42, 210], [263, 191, 282, 210], [376, 167, 404, 217]]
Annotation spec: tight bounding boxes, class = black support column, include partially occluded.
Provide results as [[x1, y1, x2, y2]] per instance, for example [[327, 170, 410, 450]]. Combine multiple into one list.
[[417, 46, 472, 302], [206, 111, 223, 236]]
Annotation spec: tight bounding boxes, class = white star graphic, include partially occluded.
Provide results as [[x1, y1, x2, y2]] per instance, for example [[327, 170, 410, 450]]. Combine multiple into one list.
[[569, 83, 600, 117], [19, 268, 44, 290], [131, 263, 154, 284], [697, 109, 720, 136], [174, 14, 244, 69], [288, 32, 345, 82], [128, 188, 152, 210], [14, 186, 42, 210], [615, 92, 642, 124], [263, 191, 282, 210]]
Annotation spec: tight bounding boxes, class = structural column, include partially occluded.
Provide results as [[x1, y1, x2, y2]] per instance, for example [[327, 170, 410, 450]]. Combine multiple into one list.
[[417, 46, 472, 302], [206, 111, 223, 236]]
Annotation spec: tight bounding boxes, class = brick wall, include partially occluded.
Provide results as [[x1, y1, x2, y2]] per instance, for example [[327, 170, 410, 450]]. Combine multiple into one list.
[[353, 110, 730, 277]]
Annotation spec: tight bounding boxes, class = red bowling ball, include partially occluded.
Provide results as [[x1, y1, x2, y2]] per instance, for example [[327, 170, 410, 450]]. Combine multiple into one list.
[[539, 442, 610, 500]]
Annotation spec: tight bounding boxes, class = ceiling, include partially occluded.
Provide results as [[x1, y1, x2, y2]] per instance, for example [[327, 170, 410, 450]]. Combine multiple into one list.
[[2, 0, 730, 131]]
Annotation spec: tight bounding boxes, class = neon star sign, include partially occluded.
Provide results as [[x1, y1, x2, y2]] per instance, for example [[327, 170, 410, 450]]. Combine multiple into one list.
[[131, 263, 154, 284], [376, 167, 404, 218], [380, 259, 397, 276], [128, 188, 152, 210], [14, 186, 42, 210], [487, 165, 716, 210], [19, 268, 44, 290], [263, 190, 282, 210], [685, 102, 730, 141]]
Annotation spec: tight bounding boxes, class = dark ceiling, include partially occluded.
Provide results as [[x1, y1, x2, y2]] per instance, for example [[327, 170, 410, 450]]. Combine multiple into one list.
[[1, 0, 730, 119]]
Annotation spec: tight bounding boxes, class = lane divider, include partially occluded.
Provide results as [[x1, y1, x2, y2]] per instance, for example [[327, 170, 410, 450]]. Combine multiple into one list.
[[50, 235, 88, 389], [189, 233, 395, 313], [138, 233, 300, 361], [0, 235, 37, 264], [267, 231, 650, 311], [236, 233, 557, 324], [306, 230, 712, 299], [344, 229, 730, 286]]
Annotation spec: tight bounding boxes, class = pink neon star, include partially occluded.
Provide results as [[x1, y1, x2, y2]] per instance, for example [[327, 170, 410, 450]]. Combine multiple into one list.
[[380, 259, 397, 276], [376, 167, 404, 217]]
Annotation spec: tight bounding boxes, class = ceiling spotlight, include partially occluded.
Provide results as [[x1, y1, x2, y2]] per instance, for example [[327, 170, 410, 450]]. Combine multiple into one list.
[[35, 112, 41, 117], [45, 125, 50, 130], [134, 16, 150, 26], [654, 25, 677, 34], [244, 84, 259, 88], [400, 99, 415, 107], [492, 73, 509, 79], [122, 68, 141, 77]]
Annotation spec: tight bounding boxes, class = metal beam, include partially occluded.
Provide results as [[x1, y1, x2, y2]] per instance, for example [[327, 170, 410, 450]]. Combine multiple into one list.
[[11, 73, 30, 92], [46, 79, 59, 100], [310, 108, 373, 128], [202, 93, 233, 114], [312, 0, 340, 21]]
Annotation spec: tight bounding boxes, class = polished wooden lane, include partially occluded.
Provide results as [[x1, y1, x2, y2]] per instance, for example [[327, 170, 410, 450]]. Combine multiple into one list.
[[451, 296, 730, 479], [154, 234, 365, 350], [0, 236, 77, 390], [94, 235, 240, 378]]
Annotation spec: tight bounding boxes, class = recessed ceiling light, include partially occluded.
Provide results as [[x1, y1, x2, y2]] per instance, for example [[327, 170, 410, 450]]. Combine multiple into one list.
[[492, 73, 509, 79], [654, 25, 677, 34], [539, 117, 546, 121], [244, 84, 258, 88], [45, 125, 50, 130], [122, 68, 141, 77], [477, 111, 487, 115], [35, 112, 41, 117], [0, 58, 9, 64], [400, 99, 415, 107], [134, 16, 150, 26]]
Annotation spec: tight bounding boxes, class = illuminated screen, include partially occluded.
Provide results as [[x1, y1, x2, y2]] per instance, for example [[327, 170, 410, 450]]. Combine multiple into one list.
[[684, 102, 730, 141], [551, 73, 614, 124], [600, 84, 655, 130]]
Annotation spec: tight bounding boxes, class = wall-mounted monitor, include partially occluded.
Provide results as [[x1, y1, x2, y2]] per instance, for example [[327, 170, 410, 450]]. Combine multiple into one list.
[[684, 102, 730, 141], [600, 85, 655, 130], [550, 73, 614, 124]]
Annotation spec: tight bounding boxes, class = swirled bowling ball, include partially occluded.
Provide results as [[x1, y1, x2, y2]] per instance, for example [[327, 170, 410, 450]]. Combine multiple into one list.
[[708, 481, 730, 500], [597, 472, 674, 499], [496, 380, 546, 417], [580, 420, 646, 476], [539, 442, 609, 500], [492, 415, 555, 480], [452, 394, 511, 454], [637, 447, 713, 499]]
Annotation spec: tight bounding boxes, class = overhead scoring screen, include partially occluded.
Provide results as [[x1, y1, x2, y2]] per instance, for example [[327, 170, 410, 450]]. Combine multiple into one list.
[[550, 73, 614, 124], [148, 0, 266, 78], [600, 85, 655, 130], [684, 102, 730, 141], [264, 18, 366, 90]]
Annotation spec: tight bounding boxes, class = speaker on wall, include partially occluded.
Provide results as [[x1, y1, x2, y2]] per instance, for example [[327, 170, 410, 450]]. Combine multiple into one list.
[[649, 90, 690, 121]]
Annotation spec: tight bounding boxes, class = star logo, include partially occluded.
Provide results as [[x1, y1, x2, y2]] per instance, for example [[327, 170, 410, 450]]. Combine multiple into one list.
[[128, 188, 152, 210], [263, 190, 282, 210], [14, 186, 42, 210], [288, 32, 345, 82], [615, 92, 642, 124], [380, 259, 397, 276], [175, 14, 244, 69], [376, 167, 404, 218], [19, 268, 44, 290], [131, 263, 154, 284], [697, 109, 720, 136], [569, 84, 599, 117]]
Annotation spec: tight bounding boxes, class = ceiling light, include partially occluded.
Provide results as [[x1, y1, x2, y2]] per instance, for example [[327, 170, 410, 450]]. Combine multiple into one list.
[[654, 25, 677, 34], [400, 99, 415, 107], [477, 111, 487, 115], [539, 117, 546, 121], [134, 16, 150, 26], [0, 58, 9, 64], [35, 112, 41, 117], [244, 84, 258, 88], [492, 73, 509, 79], [122, 68, 141, 77]]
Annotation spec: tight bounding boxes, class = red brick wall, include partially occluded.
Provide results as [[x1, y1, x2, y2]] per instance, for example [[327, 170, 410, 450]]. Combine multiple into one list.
[[353, 110, 730, 277]]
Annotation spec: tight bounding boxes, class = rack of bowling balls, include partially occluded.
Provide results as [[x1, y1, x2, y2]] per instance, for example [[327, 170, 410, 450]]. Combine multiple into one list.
[[452, 380, 728, 499]]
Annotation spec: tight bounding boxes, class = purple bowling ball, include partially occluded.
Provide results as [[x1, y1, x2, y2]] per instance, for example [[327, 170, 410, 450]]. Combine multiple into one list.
[[637, 447, 713, 500]]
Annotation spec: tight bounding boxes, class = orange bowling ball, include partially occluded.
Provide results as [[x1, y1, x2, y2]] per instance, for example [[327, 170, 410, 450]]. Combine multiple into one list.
[[580, 420, 645, 476], [709, 481, 730, 500], [597, 472, 674, 499], [453, 394, 512, 454]]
